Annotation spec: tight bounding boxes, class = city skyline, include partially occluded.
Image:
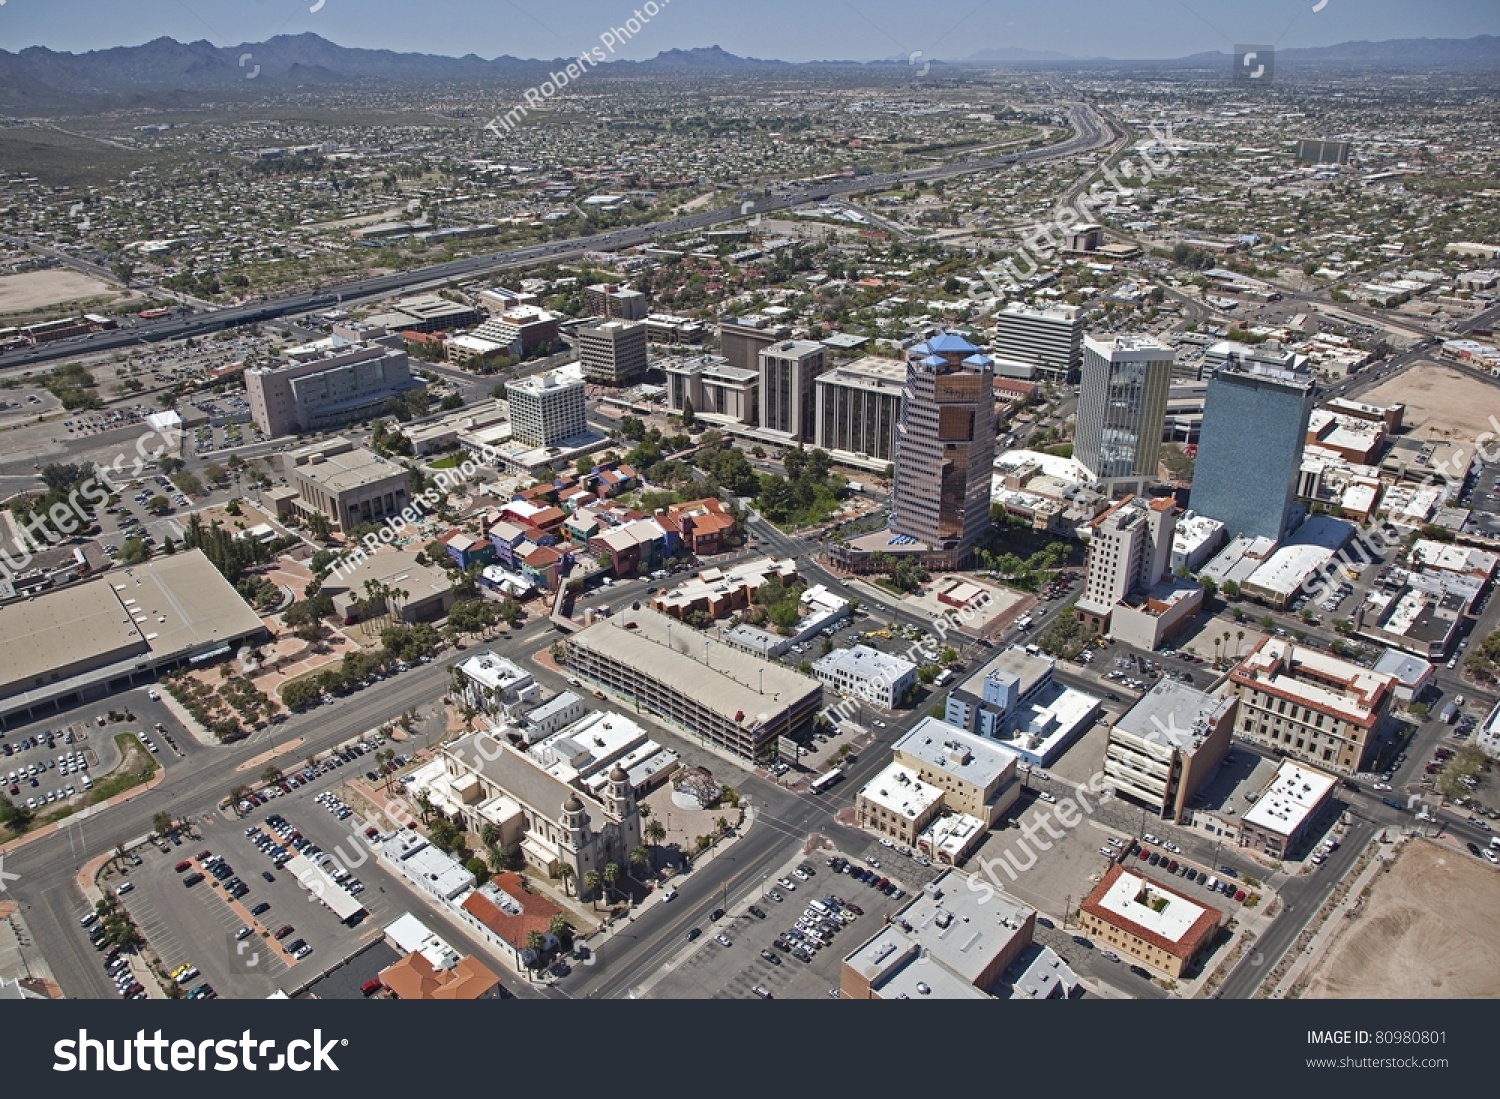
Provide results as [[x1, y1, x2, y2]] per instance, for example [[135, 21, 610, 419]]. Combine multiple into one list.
[[2, 0, 1496, 62]]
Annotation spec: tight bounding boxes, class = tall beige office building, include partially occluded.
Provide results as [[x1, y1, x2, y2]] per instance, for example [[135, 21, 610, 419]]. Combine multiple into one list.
[[758, 339, 826, 442], [578, 320, 649, 386]]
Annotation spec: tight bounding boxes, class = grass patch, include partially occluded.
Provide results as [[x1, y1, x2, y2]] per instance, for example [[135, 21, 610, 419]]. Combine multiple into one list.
[[8, 734, 158, 834], [86, 734, 161, 803], [427, 454, 465, 469]]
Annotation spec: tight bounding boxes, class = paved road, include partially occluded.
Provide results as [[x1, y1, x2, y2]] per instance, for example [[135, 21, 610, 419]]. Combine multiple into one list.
[[0, 105, 1111, 373]]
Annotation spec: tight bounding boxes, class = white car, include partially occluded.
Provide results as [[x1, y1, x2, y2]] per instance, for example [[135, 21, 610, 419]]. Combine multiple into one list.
[[1372, 782, 1392, 791], [776, 877, 797, 891], [660, 888, 678, 904], [1037, 792, 1057, 804], [1164, 842, 1182, 854], [115, 881, 134, 896]]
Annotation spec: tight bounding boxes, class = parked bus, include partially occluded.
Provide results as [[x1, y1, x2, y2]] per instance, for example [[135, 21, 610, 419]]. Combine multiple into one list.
[[810, 768, 844, 794]]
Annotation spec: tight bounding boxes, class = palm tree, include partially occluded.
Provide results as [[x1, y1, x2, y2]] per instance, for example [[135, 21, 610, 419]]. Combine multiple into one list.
[[629, 844, 650, 877], [524, 929, 545, 953], [1213, 636, 1222, 666], [548, 914, 570, 940], [414, 792, 434, 824], [637, 803, 651, 821], [557, 863, 575, 896], [583, 869, 602, 908], [151, 811, 173, 838], [644, 819, 666, 847], [480, 822, 502, 848], [602, 861, 620, 903], [1236, 629, 1246, 660]]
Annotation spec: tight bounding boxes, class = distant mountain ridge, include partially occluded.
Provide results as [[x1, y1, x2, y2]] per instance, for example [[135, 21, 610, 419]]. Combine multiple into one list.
[[0, 32, 1496, 112]]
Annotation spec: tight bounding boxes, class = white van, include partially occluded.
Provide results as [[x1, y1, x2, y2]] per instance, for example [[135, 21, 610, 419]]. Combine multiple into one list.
[[1205, 876, 1220, 892]]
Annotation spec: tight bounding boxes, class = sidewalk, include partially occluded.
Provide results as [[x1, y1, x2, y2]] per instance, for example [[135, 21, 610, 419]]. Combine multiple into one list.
[[1271, 832, 1403, 999], [595, 802, 765, 999]]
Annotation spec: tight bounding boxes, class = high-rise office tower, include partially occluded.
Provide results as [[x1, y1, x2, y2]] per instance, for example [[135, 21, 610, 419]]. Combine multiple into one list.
[[506, 367, 588, 447], [578, 320, 649, 386], [891, 334, 995, 555], [814, 357, 906, 463], [1191, 346, 1316, 541], [1075, 335, 1175, 496], [758, 340, 826, 442], [990, 302, 1083, 382], [719, 315, 791, 373]]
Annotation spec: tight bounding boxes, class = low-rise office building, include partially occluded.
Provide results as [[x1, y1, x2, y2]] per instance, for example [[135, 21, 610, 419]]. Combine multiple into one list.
[[1078, 864, 1222, 978], [812, 645, 917, 709], [1229, 637, 1396, 773], [279, 438, 411, 533], [943, 646, 1102, 766], [840, 871, 1036, 1000], [1237, 760, 1337, 858], [892, 717, 1023, 831]]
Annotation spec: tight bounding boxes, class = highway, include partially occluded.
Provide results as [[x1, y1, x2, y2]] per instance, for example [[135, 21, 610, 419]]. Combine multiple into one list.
[[0, 104, 1111, 373]]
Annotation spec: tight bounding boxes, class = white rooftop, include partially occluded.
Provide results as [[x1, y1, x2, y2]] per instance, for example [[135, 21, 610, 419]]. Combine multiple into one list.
[[1095, 869, 1208, 945], [1241, 760, 1337, 837], [860, 762, 944, 822]]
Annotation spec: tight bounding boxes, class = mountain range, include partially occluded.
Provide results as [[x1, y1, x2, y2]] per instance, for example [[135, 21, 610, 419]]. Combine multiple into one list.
[[1, 33, 1496, 113]]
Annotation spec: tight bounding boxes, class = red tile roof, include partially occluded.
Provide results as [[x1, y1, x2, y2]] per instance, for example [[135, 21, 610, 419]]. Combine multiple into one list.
[[459, 873, 564, 947], [378, 952, 501, 1000]]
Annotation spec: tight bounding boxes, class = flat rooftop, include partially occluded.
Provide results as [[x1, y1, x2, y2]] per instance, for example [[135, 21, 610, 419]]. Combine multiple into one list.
[[894, 717, 1019, 783], [859, 762, 943, 821], [285, 440, 406, 493], [954, 646, 1054, 702], [1113, 680, 1235, 756], [1232, 637, 1394, 728], [1086, 865, 1218, 952], [0, 549, 264, 701], [1242, 760, 1337, 836], [570, 607, 822, 727]]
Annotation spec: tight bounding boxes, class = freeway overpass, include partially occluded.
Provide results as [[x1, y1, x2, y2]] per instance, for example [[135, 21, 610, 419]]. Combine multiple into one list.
[[0, 104, 1112, 373]]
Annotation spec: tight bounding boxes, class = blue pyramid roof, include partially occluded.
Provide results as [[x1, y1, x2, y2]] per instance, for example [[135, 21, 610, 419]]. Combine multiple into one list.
[[927, 332, 979, 354]]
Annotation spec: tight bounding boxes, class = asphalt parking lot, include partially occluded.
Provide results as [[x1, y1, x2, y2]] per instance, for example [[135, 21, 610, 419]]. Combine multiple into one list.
[[646, 846, 937, 1000]]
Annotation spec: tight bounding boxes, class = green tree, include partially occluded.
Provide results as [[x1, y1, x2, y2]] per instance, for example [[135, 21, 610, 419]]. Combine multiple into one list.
[[583, 868, 602, 908], [602, 861, 621, 902]]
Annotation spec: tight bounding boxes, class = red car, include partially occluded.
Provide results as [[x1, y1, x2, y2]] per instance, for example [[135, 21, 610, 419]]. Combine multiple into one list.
[[273, 925, 294, 940], [196, 850, 211, 861], [361, 980, 382, 997], [174, 861, 191, 873]]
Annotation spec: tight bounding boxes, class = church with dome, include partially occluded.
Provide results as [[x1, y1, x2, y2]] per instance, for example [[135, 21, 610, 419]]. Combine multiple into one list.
[[430, 728, 643, 901]]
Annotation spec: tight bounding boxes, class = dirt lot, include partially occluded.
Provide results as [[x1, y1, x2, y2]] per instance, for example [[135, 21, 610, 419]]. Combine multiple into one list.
[[0, 269, 122, 315], [1300, 839, 1500, 999], [1361, 363, 1500, 445]]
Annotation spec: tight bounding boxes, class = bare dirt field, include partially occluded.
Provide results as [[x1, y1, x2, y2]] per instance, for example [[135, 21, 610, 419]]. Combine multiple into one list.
[[1361, 363, 1500, 444], [1299, 839, 1500, 999], [0, 269, 121, 315]]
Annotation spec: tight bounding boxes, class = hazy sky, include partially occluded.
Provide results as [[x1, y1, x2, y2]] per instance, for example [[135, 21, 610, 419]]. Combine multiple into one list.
[[3, 0, 1496, 61]]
